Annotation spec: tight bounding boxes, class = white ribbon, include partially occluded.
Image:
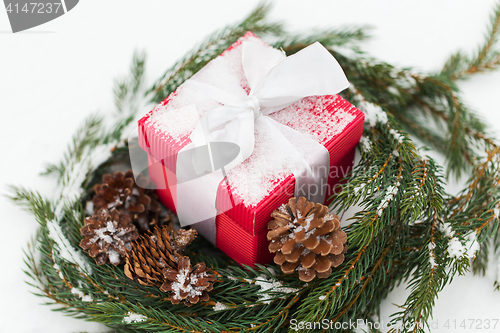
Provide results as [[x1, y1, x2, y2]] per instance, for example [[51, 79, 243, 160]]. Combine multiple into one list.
[[175, 40, 349, 244]]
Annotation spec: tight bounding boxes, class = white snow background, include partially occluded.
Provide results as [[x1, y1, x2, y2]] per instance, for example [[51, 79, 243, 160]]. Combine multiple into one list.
[[1, 1, 500, 332]]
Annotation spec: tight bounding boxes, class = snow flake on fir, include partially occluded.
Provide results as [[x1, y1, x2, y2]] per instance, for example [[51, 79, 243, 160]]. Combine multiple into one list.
[[445, 232, 479, 259], [47, 219, 92, 274], [71, 287, 93, 302], [376, 182, 400, 216], [244, 276, 299, 304], [428, 242, 438, 269], [447, 237, 466, 258], [359, 101, 388, 127], [394, 71, 418, 91], [359, 136, 372, 152], [55, 146, 111, 213], [387, 86, 400, 96], [52, 261, 64, 279], [465, 232, 480, 259], [439, 222, 454, 237], [389, 129, 404, 144], [213, 302, 228, 311], [122, 312, 147, 324], [439, 222, 479, 260], [51, 249, 65, 280]]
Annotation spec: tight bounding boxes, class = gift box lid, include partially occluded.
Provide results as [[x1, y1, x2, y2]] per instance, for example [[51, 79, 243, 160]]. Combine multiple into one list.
[[138, 32, 364, 235]]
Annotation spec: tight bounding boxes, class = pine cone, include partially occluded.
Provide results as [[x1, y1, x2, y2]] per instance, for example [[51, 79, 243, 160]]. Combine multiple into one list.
[[92, 170, 163, 233], [92, 171, 133, 211], [124, 226, 179, 287], [123, 225, 197, 287], [267, 197, 347, 282], [160, 256, 215, 306], [127, 177, 153, 214], [80, 208, 139, 265], [129, 174, 163, 233], [169, 226, 198, 253]]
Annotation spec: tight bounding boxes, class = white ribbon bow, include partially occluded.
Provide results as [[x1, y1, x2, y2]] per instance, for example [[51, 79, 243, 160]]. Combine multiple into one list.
[[175, 40, 349, 244]]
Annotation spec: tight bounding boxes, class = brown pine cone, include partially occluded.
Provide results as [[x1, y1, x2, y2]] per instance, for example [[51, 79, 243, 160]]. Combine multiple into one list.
[[127, 181, 153, 215], [92, 170, 163, 233], [267, 197, 347, 282], [80, 208, 139, 265], [124, 225, 197, 286], [92, 171, 134, 211], [124, 226, 179, 287], [169, 226, 198, 253], [129, 174, 163, 233], [160, 256, 216, 306]]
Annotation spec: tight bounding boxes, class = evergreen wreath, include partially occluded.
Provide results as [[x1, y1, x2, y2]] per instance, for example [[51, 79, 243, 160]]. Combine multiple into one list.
[[8, 2, 500, 332]]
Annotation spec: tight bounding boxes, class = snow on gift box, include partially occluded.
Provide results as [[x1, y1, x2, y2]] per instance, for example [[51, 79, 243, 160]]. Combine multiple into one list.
[[137, 32, 364, 266]]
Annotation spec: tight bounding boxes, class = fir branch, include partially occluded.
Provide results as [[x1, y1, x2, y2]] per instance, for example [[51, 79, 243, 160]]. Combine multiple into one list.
[[442, 1, 500, 80], [5, 185, 49, 212], [40, 114, 103, 181], [330, 238, 392, 327], [388, 216, 448, 333], [472, 239, 490, 276], [330, 46, 489, 178], [113, 50, 147, 115], [271, 26, 370, 53]]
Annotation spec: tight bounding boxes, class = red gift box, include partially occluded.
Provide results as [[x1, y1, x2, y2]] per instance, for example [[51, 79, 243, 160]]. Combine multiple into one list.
[[138, 32, 364, 266]]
